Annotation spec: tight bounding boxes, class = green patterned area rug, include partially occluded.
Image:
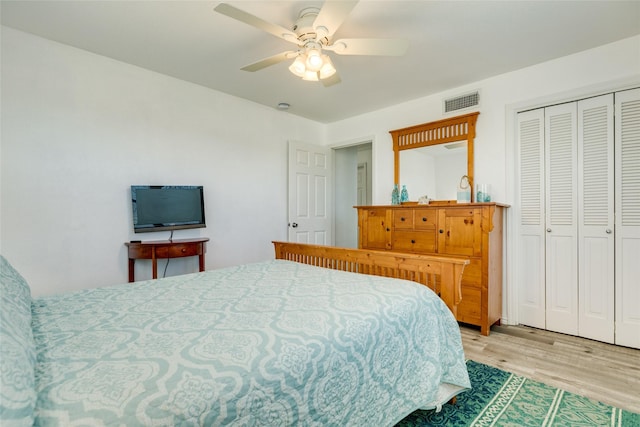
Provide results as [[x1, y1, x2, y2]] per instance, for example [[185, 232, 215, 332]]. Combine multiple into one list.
[[397, 360, 640, 426]]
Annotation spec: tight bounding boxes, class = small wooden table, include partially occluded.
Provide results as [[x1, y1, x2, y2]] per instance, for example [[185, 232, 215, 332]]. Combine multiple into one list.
[[125, 238, 209, 282]]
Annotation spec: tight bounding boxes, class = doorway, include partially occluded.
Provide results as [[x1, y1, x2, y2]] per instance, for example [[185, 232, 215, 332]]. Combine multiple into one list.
[[334, 142, 372, 248]]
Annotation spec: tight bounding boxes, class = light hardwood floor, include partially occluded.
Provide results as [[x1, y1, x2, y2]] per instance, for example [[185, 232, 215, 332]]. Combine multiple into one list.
[[460, 324, 640, 413]]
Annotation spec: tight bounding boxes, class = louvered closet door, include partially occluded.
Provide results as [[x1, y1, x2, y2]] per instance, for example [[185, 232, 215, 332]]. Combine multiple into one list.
[[577, 94, 614, 343], [615, 88, 640, 349], [545, 103, 579, 335], [517, 109, 546, 329]]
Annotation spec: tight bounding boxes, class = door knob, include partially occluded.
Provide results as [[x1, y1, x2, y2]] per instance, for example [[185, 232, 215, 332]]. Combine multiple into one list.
[[605, 228, 612, 234], [291, 223, 298, 228]]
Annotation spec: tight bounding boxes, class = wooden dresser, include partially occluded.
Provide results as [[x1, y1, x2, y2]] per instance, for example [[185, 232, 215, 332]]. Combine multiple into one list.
[[356, 203, 507, 335]]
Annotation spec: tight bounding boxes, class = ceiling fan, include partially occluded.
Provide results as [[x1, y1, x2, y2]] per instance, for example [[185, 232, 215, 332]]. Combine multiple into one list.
[[214, 1, 409, 87]]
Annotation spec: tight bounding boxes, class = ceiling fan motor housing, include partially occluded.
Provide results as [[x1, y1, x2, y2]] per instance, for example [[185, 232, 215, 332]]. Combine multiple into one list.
[[292, 7, 328, 46]]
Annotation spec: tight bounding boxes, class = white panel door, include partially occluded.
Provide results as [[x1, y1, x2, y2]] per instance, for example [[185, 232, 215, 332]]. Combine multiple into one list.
[[545, 103, 579, 335], [577, 94, 615, 343], [288, 141, 333, 245], [517, 108, 546, 328], [615, 88, 640, 349]]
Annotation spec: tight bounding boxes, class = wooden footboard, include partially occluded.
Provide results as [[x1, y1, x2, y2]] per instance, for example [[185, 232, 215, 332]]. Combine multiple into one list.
[[273, 241, 469, 316]]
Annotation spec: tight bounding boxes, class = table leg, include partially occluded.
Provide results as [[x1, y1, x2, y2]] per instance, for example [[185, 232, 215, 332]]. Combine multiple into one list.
[[128, 259, 135, 283], [152, 249, 158, 279], [199, 252, 205, 272]]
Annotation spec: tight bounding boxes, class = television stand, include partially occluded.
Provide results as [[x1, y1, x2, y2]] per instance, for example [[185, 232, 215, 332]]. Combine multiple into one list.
[[125, 238, 209, 282]]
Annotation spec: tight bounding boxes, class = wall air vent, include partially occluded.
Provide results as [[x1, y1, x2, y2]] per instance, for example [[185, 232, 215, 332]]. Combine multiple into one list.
[[443, 91, 480, 113]]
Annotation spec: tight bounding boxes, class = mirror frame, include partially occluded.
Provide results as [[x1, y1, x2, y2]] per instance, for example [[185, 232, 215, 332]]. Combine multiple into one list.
[[390, 112, 479, 202]]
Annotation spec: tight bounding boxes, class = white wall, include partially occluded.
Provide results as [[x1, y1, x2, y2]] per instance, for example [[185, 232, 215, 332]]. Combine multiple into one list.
[[334, 145, 358, 248], [0, 27, 324, 296]]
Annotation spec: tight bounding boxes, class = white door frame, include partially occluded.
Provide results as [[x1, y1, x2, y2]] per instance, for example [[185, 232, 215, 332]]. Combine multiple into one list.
[[331, 136, 376, 247]]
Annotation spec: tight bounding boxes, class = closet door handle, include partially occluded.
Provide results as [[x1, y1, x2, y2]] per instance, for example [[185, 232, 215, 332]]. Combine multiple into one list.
[[605, 229, 612, 234], [546, 228, 552, 233]]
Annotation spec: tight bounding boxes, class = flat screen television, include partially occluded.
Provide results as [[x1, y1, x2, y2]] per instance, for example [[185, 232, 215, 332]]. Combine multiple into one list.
[[131, 185, 206, 233]]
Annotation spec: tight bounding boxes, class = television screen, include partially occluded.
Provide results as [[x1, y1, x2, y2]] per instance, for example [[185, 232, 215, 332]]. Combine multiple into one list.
[[131, 185, 206, 233]]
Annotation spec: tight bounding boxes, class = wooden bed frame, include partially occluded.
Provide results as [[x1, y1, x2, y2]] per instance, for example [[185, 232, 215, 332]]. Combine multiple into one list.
[[273, 241, 469, 316]]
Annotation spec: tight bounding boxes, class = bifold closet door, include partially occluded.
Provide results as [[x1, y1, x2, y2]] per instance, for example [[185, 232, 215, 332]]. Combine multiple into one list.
[[517, 109, 546, 329], [518, 89, 639, 348], [544, 103, 579, 336], [577, 94, 614, 344], [615, 88, 640, 349]]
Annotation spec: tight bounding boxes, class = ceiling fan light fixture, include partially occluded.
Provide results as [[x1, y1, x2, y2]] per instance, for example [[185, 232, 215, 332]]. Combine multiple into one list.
[[289, 55, 307, 77], [305, 49, 323, 72], [302, 70, 319, 81], [318, 55, 336, 79]]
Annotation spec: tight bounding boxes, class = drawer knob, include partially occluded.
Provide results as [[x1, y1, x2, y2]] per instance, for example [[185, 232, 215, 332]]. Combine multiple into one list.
[[181, 248, 186, 253], [401, 217, 406, 221], [439, 229, 444, 234], [411, 239, 416, 244], [422, 217, 427, 222]]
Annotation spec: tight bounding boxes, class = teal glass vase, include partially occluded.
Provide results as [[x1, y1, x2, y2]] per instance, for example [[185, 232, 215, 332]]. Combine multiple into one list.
[[400, 185, 409, 202], [391, 184, 400, 205]]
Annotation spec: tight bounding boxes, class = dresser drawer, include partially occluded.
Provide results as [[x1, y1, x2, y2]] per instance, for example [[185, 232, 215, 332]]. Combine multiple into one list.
[[155, 243, 202, 258], [414, 209, 438, 231], [392, 231, 436, 253], [393, 209, 415, 229]]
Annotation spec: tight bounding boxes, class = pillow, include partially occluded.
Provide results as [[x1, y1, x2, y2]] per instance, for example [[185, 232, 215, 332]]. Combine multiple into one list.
[[0, 255, 37, 426]]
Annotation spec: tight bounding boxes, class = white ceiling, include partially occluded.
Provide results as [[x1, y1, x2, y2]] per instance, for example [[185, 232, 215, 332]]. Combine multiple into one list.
[[2, 1, 639, 123]]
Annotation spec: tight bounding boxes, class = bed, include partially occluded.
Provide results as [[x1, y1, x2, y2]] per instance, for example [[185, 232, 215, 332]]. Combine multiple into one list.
[[1, 242, 470, 426]]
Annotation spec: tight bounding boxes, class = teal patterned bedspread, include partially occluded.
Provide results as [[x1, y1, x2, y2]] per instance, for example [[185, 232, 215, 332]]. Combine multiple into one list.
[[30, 260, 470, 426]]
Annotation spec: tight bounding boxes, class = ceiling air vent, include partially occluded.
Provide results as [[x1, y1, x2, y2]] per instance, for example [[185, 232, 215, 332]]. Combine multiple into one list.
[[443, 91, 480, 113]]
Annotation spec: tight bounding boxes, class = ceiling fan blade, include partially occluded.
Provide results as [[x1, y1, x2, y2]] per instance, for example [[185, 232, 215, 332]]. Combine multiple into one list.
[[313, 0, 359, 38], [214, 3, 297, 43], [321, 71, 341, 87], [326, 38, 409, 56], [241, 51, 298, 72]]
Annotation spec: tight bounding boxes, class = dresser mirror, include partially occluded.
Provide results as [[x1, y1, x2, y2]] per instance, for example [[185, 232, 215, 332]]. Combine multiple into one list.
[[399, 141, 468, 200], [390, 112, 479, 202]]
